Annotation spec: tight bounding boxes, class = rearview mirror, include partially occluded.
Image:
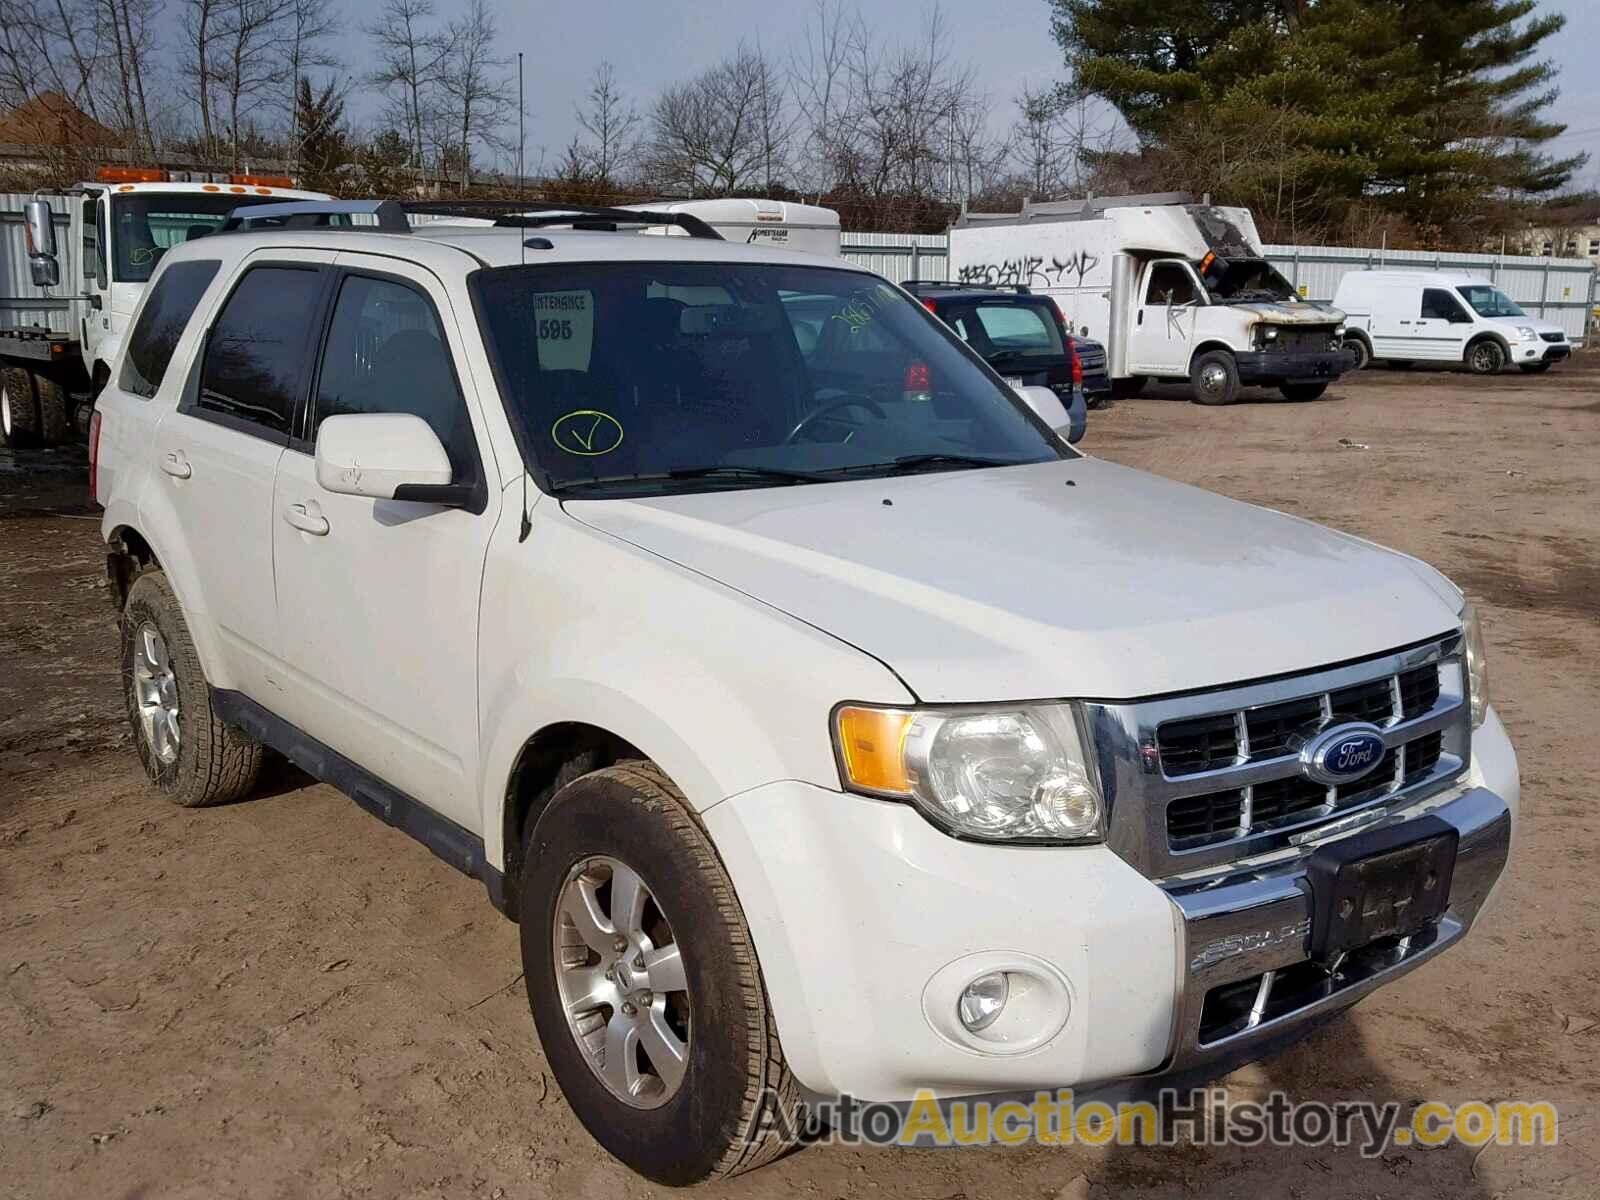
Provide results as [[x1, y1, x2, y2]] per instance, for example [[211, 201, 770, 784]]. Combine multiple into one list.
[[315, 413, 463, 503], [1017, 384, 1085, 445], [24, 199, 59, 287]]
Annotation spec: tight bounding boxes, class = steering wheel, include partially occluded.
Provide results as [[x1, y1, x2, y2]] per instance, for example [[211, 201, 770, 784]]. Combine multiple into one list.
[[785, 396, 888, 444]]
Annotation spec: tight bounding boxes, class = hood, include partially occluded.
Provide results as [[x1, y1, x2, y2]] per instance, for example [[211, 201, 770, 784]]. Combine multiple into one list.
[[565, 459, 1461, 703], [1482, 315, 1565, 337], [1227, 301, 1344, 325]]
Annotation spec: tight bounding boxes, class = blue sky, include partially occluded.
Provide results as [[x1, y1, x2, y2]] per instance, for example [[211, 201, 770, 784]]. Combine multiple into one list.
[[335, 0, 1600, 187]]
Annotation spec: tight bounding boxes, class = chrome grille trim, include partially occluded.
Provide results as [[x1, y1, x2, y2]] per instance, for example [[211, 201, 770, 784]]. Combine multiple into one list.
[[1085, 633, 1469, 879]]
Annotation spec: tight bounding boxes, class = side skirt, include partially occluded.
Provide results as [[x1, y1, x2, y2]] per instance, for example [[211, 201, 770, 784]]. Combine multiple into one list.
[[212, 689, 511, 916]]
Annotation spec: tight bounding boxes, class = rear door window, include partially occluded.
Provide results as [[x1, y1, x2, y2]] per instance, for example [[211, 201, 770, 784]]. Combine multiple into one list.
[[960, 303, 1065, 357], [120, 260, 220, 398], [195, 266, 325, 439]]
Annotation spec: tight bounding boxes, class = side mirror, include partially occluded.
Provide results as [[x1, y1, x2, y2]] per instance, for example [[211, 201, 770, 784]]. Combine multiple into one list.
[[24, 199, 59, 287], [1017, 384, 1085, 445], [315, 413, 464, 504]]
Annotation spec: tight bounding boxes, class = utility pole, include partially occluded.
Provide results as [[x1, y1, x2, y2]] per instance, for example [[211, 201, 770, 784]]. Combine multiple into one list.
[[517, 52, 525, 196]]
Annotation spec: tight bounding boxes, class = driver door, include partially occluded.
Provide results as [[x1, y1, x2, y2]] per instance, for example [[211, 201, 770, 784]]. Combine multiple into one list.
[[1128, 260, 1202, 376]]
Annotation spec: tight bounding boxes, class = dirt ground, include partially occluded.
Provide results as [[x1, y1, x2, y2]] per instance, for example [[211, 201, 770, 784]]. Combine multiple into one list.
[[3, 358, 1597, 1199]]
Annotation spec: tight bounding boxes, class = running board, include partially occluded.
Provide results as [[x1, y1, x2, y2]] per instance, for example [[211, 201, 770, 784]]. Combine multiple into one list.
[[211, 689, 510, 915]]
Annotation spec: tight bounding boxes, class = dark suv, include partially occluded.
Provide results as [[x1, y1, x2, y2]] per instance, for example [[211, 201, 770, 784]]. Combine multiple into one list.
[[904, 282, 1111, 409]]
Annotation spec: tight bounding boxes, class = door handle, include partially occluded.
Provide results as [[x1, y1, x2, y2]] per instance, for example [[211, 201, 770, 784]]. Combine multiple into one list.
[[160, 450, 191, 479], [1136, 310, 1144, 326], [283, 502, 330, 536]]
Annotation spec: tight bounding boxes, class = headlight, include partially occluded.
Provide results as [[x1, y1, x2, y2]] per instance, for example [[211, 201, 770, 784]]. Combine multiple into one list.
[[1460, 601, 1490, 729], [833, 703, 1103, 842], [1517, 326, 1537, 341], [1334, 325, 1347, 338]]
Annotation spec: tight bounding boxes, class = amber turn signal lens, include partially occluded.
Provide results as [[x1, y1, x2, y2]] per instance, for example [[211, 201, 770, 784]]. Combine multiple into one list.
[[835, 706, 914, 794]]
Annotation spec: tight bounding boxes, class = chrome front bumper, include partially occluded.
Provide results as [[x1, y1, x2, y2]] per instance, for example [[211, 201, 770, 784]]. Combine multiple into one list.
[[1159, 785, 1511, 1075]]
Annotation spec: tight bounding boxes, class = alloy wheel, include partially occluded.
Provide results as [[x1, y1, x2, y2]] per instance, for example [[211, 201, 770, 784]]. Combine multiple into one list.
[[132, 622, 181, 764], [553, 856, 692, 1108]]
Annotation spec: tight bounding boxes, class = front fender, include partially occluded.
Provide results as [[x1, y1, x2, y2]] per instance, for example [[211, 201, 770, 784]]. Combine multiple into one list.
[[476, 503, 913, 871]]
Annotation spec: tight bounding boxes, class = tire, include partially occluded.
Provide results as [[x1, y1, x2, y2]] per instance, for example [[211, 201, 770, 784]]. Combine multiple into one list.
[[1, 365, 41, 448], [521, 762, 804, 1185], [1343, 336, 1371, 371], [32, 369, 71, 445], [121, 570, 264, 807], [1465, 339, 1506, 376], [1189, 350, 1239, 405], [1279, 382, 1329, 401], [1110, 374, 1146, 399], [1519, 362, 1553, 374]]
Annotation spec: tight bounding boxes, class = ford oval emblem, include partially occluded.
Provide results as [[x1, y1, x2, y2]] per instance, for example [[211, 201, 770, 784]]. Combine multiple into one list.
[[1300, 723, 1387, 786]]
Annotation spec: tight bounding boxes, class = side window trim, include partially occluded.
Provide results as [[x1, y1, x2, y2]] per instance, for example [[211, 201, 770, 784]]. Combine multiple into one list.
[[179, 260, 335, 448], [301, 264, 489, 515]]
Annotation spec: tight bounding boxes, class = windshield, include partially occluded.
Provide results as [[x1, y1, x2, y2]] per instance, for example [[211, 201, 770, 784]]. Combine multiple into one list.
[[1457, 285, 1525, 318], [472, 262, 1066, 497], [1202, 257, 1297, 303], [109, 194, 306, 282]]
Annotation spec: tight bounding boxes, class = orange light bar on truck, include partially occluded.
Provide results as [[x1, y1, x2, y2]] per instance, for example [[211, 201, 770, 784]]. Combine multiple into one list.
[[98, 166, 169, 183], [229, 174, 294, 189]]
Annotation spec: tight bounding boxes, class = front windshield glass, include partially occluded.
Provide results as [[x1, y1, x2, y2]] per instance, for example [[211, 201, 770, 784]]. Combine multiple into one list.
[[472, 262, 1066, 496], [1457, 285, 1525, 318], [1203, 257, 1297, 302], [110, 194, 308, 282]]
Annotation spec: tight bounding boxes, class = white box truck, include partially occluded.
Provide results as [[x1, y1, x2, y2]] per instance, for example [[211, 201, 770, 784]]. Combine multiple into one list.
[[2, 171, 328, 448], [949, 193, 1353, 405], [622, 197, 841, 257]]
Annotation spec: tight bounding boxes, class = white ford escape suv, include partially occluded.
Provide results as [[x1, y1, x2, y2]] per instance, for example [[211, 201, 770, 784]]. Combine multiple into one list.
[[93, 202, 1517, 1185]]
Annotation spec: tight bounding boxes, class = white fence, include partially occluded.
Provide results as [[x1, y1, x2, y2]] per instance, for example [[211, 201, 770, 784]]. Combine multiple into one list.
[[841, 231, 1599, 342]]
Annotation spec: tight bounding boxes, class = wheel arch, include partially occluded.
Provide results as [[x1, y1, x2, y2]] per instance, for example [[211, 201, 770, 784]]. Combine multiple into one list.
[[103, 509, 233, 689], [1189, 340, 1238, 366], [1464, 331, 1511, 363]]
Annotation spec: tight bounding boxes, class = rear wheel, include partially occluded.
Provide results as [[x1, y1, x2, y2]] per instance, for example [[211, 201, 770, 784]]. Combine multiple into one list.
[[1, 365, 41, 448], [521, 762, 804, 1185], [122, 570, 264, 807], [1279, 382, 1329, 401], [1519, 362, 1553, 374], [1465, 339, 1506, 376], [1189, 351, 1239, 406], [1343, 336, 1371, 371], [1110, 374, 1146, 399]]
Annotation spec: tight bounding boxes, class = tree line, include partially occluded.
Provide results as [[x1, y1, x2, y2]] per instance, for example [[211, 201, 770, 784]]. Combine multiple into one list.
[[0, 0, 1589, 246]]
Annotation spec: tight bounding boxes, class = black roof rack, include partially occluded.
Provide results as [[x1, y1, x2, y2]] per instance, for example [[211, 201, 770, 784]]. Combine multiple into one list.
[[218, 198, 410, 232], [901, 279, 1032, 295], [216, 198, 724, 241], [402, 200, 723, 240]]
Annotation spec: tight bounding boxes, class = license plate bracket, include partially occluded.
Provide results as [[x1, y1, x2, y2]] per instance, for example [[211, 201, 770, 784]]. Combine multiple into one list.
[[1306, 815, 1458, 962]]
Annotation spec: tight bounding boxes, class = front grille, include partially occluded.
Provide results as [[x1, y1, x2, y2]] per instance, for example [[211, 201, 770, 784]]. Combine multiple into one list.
[[1266, 326, 1338, 354], [1541, 332, 1565, 344], [1092, 635, 1470, 877]]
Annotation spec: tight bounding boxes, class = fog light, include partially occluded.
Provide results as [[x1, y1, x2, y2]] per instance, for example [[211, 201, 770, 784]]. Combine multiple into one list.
[[958, 972, 1009, 1031]]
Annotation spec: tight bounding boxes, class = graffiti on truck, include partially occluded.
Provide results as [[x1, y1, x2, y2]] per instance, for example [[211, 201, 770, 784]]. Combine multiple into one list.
[[957, 249, 1101, 289]]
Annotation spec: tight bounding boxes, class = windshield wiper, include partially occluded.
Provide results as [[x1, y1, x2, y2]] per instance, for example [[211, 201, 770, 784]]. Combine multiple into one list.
[[552, 465, 829, 495], [824, 453, 1021, 479]]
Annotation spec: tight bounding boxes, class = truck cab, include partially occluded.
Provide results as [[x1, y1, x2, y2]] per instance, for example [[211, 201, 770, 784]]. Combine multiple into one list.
[[2, 174, 329, 448]]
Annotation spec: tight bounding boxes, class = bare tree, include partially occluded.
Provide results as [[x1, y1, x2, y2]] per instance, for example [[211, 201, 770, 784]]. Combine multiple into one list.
[[179, 0, 221, 153], [570, 61, 641, 185], [98, 0, 159, 149], [436, 0, 514, 190], [0, 0, 108, 119], [209, 0, 296, 170], [644, 44, 791, 195], [366, 0, 456, 182], [278, 0, 340, 164], [789, 0, 855, 197]]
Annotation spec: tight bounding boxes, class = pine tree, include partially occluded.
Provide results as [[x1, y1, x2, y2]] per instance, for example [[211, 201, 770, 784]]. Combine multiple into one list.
[[294, 76, 351, 195], [1049, 0, 1586, 242]]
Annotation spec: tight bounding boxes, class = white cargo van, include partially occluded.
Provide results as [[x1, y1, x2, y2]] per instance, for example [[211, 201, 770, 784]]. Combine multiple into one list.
[[1332, 270, 1571, 375], [950, 194, 1352, 405]]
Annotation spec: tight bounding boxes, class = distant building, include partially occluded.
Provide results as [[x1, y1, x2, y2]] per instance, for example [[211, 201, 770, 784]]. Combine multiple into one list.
[[0, 91, 118, 147]]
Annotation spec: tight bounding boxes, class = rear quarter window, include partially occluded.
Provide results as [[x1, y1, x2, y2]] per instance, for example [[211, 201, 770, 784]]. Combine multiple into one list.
[[119, 260, 221, 399]]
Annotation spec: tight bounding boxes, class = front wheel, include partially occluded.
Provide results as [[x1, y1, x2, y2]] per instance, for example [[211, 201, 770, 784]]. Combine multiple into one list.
[[122, 570, 264, 806], [521, 762, 804, 1185], [1465, 339, 1506, 375], [1189, 350, 1239, 405], [1279, 382, 1329, 401]]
